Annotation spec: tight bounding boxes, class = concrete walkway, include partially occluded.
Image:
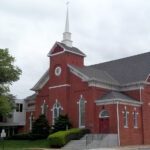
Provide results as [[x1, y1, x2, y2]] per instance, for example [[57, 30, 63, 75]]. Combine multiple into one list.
[[89, 145, 150, 150]]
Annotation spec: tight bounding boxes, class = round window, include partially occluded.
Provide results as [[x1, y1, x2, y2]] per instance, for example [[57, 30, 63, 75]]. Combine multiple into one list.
[[55, 67, 62, 76]]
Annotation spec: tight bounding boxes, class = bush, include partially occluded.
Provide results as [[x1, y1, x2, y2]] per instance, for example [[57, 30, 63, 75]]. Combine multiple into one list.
[[47, 128, 90, 148], [8, 133, 31, 140], [53, 114, 72, 133], [31, 114, 50, 139]]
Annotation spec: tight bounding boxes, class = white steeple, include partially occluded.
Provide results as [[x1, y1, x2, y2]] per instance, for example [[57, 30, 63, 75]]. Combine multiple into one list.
[[62, 2, 73, 47]]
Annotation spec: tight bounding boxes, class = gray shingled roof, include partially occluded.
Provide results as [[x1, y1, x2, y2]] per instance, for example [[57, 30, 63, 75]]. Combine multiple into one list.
[[69, 65, 119, 85], [25, 93, 36, 101], [31, 69, 49, 91], [96, 91, 137, 102], [57, 42, 86, 57], [89, 52, 150, 84]]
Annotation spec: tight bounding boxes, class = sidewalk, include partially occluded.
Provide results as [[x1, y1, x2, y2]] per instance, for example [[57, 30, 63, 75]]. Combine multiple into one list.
[[89, 145, 150, 150]]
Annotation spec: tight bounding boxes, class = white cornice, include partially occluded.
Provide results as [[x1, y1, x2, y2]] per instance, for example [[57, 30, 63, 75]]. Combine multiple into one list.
[[31, 69, 49, 91], [68, 64, 148, 91], [95, 99, 142, 107], [49, 84, 70, 89], [68, 64, 89, 81]]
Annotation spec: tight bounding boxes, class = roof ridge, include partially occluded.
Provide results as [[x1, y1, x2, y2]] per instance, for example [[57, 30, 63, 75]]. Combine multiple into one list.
[[89, 51, 150, 67], [85, 66, 120, 84]]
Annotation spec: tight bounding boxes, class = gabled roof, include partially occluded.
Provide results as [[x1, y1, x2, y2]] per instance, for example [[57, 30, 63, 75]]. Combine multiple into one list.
[[96, 91, 137, 102], [69, 51, 150, 85], [89, 51, 150, 84], [47, 42, 86, 57], [24, 93, 36, 101], [31, 69, 49, 91], [68, 64, 119, 85], [95, 91, 142, 106]]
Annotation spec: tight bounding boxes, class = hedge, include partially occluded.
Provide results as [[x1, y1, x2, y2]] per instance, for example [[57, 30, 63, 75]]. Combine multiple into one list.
[[8, 133, 31, 140], [47, 128, 90, 148], [8, 133, 48, 140]]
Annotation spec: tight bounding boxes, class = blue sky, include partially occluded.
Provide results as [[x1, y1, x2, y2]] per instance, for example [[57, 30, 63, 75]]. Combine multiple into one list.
[[0, 0, 150, 98]]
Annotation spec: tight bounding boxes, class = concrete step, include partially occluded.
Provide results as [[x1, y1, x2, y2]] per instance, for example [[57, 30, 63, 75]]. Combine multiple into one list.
[[88, 134, 118, 149], [62, 134, 118, 150], [62, 140, 87, 150]]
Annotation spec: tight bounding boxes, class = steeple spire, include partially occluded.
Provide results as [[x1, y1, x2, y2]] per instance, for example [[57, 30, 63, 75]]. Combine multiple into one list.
[[62, 1, 73, 47]]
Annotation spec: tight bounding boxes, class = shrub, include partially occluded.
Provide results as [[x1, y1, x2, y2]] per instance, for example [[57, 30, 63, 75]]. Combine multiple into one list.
[[53, 114, 72, 133], [31, 114, 50, 139], [8, 133, 31, 140], [47, 128, 90, 148]]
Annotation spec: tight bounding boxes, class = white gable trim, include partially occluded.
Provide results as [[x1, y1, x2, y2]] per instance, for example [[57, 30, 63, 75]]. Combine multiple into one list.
[[48, 42, 86, 57], [68, 64, 89, 81], [95, 99, 142, 107], [31, 69, 49, 91], [49, 84, 70, 89]]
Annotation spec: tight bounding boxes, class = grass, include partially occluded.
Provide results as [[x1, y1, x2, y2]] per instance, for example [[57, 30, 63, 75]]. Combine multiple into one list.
[[0, 139, 49, 150]]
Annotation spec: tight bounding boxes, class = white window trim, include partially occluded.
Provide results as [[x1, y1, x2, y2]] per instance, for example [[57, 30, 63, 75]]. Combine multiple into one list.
[[99, 109, 110, 118], [132, 107, 138, 129], [41, 100, 48, 115], [29, 113, 34, 130], [51, 99, 63, 125], [122, 106, 129, 128], [77, 95, 87, 128]]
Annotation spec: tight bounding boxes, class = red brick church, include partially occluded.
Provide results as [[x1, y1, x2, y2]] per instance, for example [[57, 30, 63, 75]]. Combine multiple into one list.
[[23, 8, 150, 146]]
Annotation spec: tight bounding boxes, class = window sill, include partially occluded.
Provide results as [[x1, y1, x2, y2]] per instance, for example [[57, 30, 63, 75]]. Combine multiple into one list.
[[124, 126, 128, 128], [134, 126, 138, 129]]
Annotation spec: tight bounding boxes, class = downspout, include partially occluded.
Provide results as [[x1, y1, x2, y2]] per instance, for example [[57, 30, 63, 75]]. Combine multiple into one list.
[[116, 101, 120, 146], [140, 86, 144, 144]]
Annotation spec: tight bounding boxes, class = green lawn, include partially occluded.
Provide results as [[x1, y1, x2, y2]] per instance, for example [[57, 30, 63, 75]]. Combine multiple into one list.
[[0, 139, 49, 150]]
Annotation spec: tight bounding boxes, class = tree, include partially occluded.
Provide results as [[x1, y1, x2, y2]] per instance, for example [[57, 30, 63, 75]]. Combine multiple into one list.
[[53, 114, 72, 132], [31, 114, 50, 139], [0, 48, 21, 117]]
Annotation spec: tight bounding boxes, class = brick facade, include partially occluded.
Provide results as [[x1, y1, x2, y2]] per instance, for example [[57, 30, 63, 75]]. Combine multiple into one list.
[[23, 42, 150, 146]]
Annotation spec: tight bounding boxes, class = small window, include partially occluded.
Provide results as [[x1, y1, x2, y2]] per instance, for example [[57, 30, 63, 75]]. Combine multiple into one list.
[[42, 100, 47, 115], [133, 109, 138, 128], [78, 95, 86, 128], [99, 110, 109, 118], [16, 103, 23, 112], [123, 107, 128, 128], [29, 113, 34, 130]]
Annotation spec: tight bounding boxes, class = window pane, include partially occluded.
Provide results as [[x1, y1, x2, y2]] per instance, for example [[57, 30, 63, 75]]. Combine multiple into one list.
[[58, 108, 61, 116], [20, 104, 23, 112], [16, 104, 19, 112], [43, 103, 46, 115], [80, 98, 85, 127]]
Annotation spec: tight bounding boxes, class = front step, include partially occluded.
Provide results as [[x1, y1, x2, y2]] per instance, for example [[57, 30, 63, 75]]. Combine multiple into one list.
[[88, 134, 118, 149], [62, 140, 87, 150], [62, 134, 118, 150]]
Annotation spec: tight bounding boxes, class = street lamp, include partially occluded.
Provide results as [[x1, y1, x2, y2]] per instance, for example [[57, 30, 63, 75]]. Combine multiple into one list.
[[1, 129, 6, 150]]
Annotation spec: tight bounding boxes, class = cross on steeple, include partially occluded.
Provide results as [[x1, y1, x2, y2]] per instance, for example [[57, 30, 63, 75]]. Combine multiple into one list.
[[62, 1, 73, 47]]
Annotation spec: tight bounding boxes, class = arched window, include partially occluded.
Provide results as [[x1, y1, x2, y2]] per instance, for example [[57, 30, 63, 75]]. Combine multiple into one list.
[[122, 106, 129, 128], [133, 108, 138, 128], [78, 95, 86, 128], [99, 109, 109, 118], [52, 100, 62, 124], [29, 113, 34, 130], [41, 100, 47, 115]]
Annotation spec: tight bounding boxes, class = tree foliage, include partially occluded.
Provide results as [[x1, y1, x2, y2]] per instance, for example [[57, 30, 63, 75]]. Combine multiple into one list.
[[53, 114, 72, 132], [31, 114, 50, 139], [0, 48, 22, 116]]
